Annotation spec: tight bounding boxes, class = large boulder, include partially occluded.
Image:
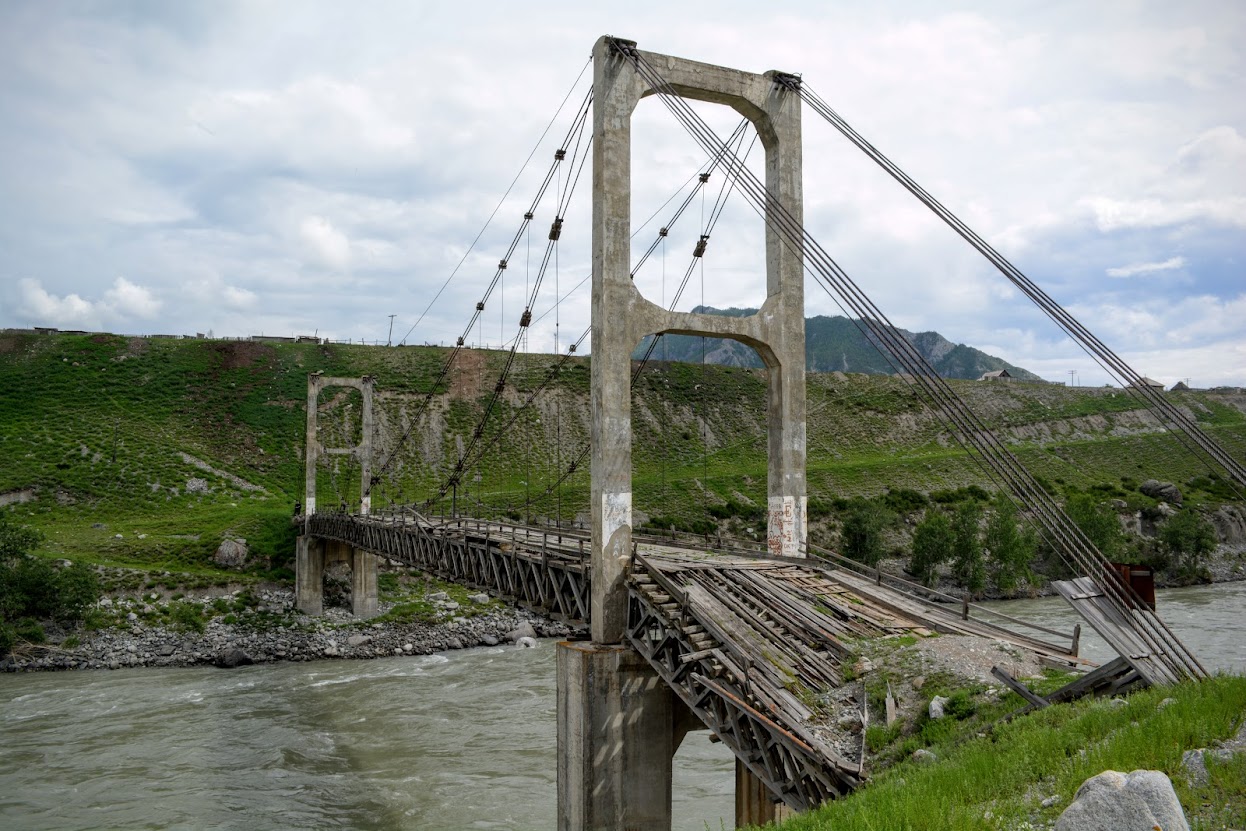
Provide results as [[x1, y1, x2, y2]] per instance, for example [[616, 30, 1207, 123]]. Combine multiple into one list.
[[213, 538, 249, 569], [215, 648, 253, 669], [1210, 505, 1246, 544], [1055, 770, 1188, 831], [1140, 480, 1182, 505]]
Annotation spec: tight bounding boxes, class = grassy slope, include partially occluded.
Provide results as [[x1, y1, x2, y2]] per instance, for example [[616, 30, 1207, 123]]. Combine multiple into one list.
[[768, 674, 1246, 830], [1, 331, 1243, 573]]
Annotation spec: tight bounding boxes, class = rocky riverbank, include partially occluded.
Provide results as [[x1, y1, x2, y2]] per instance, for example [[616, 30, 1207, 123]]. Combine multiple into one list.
[[0, 585, 580, 673]]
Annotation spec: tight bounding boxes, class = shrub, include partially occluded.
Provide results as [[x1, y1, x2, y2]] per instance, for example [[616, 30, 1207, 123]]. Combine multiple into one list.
[[168, 600, 206, 632], [841, 500, 893, 567], [985, 494, 1035, 593], [1159, 510, 1217, 579], [1064, 493, 1124, 560], [910, 510, 952, 586], [950, 501, 985, 594], [883, 488, 928, 514]]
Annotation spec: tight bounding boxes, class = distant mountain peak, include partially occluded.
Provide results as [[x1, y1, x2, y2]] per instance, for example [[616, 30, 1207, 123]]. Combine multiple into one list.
[[634, 306, 1040, 381]]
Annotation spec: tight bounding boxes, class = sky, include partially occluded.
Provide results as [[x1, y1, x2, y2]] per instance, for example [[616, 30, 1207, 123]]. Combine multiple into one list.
[[1, 0, 1243, 388]]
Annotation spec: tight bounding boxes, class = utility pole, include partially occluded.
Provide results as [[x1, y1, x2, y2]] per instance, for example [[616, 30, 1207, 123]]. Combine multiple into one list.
[[1068, 369, 1078, 387], [386, 315, 396, 347]]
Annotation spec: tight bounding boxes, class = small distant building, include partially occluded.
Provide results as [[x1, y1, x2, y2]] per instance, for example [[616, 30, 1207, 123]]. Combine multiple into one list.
[[1130, 376, 1165, 391], [978, 369, 1012, 382], [1169, 381, 1190, 392]]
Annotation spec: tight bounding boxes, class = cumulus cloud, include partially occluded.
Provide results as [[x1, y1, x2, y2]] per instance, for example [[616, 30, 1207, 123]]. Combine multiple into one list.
[[1106, 256, 1185, 278], [298, 215, 351, 271], [17, 277, 161, 328]]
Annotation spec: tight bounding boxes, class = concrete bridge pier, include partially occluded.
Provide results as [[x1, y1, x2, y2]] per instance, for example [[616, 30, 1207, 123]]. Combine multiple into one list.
[[294, 536, 379, 619], [556, 642, 697, 830]]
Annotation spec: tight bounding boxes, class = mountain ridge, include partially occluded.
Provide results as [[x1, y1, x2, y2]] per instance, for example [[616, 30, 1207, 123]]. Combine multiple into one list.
[[635, 306, 1042, 381]]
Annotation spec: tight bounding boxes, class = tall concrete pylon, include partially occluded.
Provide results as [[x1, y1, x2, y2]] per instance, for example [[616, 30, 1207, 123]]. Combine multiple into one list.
[[589, 36, 807, 646], [557, 37, 806, 830], [296, 373, 379, 618]]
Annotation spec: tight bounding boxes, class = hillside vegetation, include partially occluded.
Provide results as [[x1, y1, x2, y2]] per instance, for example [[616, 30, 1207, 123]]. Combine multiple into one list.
[[1, 331, 1243, 580]]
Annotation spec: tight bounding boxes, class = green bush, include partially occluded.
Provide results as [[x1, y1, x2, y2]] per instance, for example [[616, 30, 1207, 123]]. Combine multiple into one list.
[[0, 513, 101, 654], [950, 501, 985, 594], [1064, 493, 1124, 560], [985, 494, 1036, 593], [1159, 509, 1217, 579], [167, 600, 207, 633], [910, 510, 952, 586], [841, 500, 893, 567]]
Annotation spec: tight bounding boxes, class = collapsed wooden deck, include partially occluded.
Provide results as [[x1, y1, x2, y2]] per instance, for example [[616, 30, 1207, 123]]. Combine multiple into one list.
[[625, 547, 1083, 811]]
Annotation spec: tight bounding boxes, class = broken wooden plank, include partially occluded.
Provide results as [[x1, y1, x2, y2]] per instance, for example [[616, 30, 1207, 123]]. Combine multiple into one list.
[[991, 665, 1049, 710]]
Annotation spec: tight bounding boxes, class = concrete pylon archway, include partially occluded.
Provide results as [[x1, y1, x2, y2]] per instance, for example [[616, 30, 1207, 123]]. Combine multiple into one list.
[[296, 373, 379, 618], [558, 38, 805, 831], [589, 36, 806, 646]]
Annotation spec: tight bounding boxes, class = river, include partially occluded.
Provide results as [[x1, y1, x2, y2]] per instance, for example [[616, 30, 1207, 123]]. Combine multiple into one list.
[[2, 581, 1242, 830]]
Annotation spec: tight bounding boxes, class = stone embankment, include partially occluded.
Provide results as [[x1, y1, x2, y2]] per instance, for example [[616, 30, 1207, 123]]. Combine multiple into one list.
[[1, 588, 578, 673]]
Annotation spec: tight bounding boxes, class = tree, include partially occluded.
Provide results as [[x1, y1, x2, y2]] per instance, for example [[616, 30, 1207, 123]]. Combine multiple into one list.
[[985, 494, 1035, 593], [909, 509, 952, 586], [1159, 509, 1217, 579], [841, 500, 892, 567], [1064, 493, 1124, 560], [951, 501, 986, 594]]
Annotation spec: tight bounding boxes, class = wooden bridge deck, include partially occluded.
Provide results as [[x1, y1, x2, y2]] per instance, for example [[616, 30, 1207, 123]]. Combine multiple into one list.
[[303, 513, 1102, 811]]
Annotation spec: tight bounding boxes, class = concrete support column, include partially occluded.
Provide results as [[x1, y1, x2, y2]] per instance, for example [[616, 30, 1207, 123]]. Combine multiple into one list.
[[295, 536, 324, 616], [557, 641, 683, 830], [304, 373, 322, 515], [359, 377, 374, 516], [734, 760, 795, 828], [351, 547, 379, 619]]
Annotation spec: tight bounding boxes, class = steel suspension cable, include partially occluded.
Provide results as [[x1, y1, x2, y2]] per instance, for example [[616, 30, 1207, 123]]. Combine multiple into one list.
[[610, 39, 1204, 680], [367, 90, 594, 494], [798, 83, 1245, 495]]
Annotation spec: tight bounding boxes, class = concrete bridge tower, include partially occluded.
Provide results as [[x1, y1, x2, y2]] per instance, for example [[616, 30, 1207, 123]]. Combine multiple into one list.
[[558, 36, 806, 829], [295, 372, 380, 618]]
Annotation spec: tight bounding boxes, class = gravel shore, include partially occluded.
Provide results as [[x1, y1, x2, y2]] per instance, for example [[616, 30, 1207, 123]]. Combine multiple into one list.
[[0, 586, 579, 673]]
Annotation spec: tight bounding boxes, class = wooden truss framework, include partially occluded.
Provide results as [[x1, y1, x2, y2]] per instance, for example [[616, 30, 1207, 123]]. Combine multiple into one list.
[[624, 573, 860, 812]]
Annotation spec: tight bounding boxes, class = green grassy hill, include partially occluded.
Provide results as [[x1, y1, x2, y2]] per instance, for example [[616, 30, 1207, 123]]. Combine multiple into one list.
[[1, 330, 1243, 577]]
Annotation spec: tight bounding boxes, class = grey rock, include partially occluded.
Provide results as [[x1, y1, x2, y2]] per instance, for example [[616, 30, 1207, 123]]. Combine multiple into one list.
[[1041, 795, 1061, 808], [1140, 479, 1182, 504], [346, 634, 370, 647], [215, 648, 253, 668], [515, 636, 538, 649], [1156, 502, 1178, 518], [1157, 697, 1177, 711], [213, 538, 249, 569], [1055, 769, 1188, 831], [910, 748, 937, 764], [468, 593, 490, 604], [126, 612, 138, 622], [481, 634, 500, 646], [157, 644, 176, 657], [929, 695, 949, 720], [506, 622, 538, 643], [1181, 747, 1233, 787], [446, 638, 463, 650], [428, 591, 449, 602]]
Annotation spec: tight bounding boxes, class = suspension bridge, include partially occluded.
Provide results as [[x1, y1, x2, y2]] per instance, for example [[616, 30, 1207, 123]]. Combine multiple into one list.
[[292, 37, 1241, 830]]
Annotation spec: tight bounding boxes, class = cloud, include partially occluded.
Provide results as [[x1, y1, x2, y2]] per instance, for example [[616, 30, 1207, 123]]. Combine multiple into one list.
[[1106, 256, 1185, 278], [16, 277, 161, 328], [18, 278, 97, 328], [298, 215, 351, 271]]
